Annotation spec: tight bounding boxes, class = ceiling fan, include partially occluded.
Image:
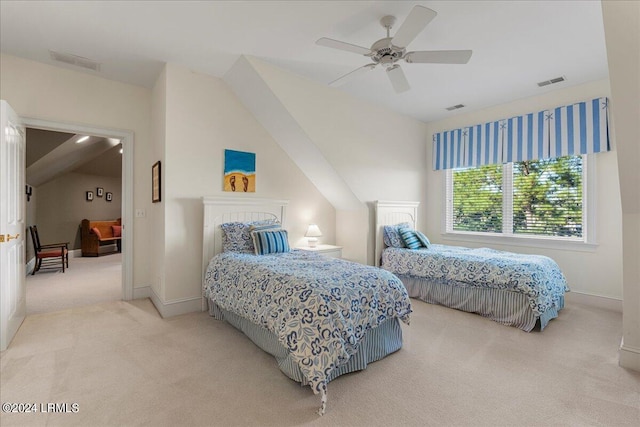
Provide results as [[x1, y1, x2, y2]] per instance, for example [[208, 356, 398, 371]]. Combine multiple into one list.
[[316, 5, 472, 93]]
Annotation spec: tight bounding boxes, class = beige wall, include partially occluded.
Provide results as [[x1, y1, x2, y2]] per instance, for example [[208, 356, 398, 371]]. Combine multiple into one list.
[[157, 63, 335, 302], [0, 53, 153, 290], [424, 79, 623, 300], [34, 172, 122, 250]]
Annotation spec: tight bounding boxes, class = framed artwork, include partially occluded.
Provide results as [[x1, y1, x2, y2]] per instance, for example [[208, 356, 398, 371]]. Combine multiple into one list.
[[97, 187, 104, 197], [86, 191, 94, 201], [224, 149, 255, 193], [106, 192, 113, 202], [152, 161, 161, 203]]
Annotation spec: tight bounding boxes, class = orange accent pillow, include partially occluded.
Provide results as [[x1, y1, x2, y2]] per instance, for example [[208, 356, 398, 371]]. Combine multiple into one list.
[[112, 225, 122, 237], [91, 227, 102, 239]]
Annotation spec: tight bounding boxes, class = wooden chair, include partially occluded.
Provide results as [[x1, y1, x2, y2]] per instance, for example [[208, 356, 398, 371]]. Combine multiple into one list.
[[29, 226, 69, 275]]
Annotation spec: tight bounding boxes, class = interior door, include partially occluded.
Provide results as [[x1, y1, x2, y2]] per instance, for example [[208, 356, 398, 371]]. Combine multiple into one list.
[[0, 100, 26, 351]]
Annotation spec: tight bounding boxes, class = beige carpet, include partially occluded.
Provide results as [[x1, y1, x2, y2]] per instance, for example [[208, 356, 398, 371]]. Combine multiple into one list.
[[26, 253, 122, 315], [1, 295, 638, 426]]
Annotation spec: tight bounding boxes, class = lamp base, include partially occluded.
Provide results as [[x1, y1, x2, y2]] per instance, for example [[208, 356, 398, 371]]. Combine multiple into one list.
[[307, 237, 318, 248]]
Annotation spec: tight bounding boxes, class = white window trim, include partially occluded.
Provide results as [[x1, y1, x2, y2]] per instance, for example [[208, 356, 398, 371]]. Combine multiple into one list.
[[442, 155, 598, 252]]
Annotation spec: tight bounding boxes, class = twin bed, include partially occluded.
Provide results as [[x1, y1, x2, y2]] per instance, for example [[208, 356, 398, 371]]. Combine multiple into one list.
[[374, 200, 568, 332], [201, 197, 568, 414], [201, 197, 411, 415]]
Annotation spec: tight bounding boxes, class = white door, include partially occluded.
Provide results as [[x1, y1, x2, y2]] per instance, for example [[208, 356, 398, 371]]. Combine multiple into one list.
[[0, 100, 26, 351]]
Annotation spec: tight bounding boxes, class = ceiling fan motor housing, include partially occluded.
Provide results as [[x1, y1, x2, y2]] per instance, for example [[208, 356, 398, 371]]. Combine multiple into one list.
[[370, 38, 406, 66]]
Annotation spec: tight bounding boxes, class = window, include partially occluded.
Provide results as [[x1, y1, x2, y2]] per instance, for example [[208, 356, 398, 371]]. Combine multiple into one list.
[[446, 155, 586, 241]]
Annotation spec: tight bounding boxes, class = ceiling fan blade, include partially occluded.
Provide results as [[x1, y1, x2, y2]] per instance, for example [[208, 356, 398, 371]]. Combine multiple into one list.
[[405, 50, 473, 64], [391, 5, 437, 48], [316, 37, 372, 56], [386, 65, 410, 93], [329, 63, 376, 87]]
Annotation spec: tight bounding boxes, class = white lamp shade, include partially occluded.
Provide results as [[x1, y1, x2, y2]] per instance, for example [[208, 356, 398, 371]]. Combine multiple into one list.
[[305, 224, 322, 248], [305, 224, 322, 237]]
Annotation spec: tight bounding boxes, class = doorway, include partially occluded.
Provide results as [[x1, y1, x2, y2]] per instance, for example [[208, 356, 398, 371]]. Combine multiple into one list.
[[23, 117, 134, 306]]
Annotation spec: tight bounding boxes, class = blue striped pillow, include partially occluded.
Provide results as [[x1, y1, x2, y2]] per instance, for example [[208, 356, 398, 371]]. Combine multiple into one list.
[[398, 227, 421, 249], [415, 230, 431, 248], [251, 229, 290, 255]]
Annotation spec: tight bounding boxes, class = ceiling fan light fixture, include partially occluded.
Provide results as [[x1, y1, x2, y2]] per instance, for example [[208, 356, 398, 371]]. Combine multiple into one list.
[[317, 5, 472, 94]]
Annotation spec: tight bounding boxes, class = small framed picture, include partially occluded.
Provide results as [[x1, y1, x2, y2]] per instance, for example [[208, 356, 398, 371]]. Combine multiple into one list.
[[152, 161, 161, 203], [106, 192, 113, 202], [86, 191, 94, 201], [97, 187, 104, 197]]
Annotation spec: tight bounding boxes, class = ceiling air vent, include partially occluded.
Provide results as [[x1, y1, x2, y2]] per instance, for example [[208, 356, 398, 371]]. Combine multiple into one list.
[[49, 50, 101, 71], [446, 104, 466, 111], [537, 75, 566, 87]]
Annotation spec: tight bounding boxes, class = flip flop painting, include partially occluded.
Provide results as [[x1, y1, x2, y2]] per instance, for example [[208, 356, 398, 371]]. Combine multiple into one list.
[[224, 149, 256, 192]]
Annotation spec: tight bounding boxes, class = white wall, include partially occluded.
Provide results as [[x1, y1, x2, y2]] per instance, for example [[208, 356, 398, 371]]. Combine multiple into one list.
[[150, 66, 167, 300], [244, 57, 430, 264], [424, 79, 623, 300], [0, 53, 153, 290], [602, 0, 640, 371], [158, 63, 335, 303]]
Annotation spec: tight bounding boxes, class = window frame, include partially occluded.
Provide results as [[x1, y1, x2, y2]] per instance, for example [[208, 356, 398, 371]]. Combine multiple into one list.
[[443, 154, 598, 252]]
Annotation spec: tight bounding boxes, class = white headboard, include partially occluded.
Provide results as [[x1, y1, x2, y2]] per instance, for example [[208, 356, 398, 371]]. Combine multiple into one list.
[[374, 200, 420, 266], [202, 196, 289, 287]]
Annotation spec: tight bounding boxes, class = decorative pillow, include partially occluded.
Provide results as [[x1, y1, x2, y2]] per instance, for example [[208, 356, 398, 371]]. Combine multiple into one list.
[[398, 226, 422, 249], [91, 227, 102, 239], [251, 229, 290, 255], [382, 222, 411, 248], [112, 225, 122, 237], [415, 230, 431, 248], [220, 222, 254, 253], [220, 219, 280, 253], [249, 222, 281, 233]]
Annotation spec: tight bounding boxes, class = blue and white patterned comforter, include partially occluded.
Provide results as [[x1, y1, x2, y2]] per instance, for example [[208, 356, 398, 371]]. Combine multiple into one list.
[[382, 245, 568, 316], [203, 250, 411, 398]]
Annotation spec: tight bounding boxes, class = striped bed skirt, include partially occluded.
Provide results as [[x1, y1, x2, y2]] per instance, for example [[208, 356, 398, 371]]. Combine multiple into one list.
[[208, 299, 404, 385], [397, 275, 564, 332]]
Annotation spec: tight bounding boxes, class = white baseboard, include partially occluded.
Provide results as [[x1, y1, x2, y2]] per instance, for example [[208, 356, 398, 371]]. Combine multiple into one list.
[[69, 249, 82, 258], [148, 287, 201, 318], [565, 291, 622, 312], [133, 286, 151, 300], [620, 340, 640, 372]]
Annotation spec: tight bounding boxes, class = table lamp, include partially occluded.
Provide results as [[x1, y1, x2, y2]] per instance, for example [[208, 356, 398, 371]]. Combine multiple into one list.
[[305, 224, 322, 248]]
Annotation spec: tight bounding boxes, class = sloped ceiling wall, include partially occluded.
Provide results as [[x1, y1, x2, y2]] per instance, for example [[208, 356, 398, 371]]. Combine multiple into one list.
[[224, 56, 429, 263], [26, 128, 122, 186]]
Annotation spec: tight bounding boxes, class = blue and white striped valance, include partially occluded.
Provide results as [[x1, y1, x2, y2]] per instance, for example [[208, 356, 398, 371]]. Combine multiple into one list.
[[433, 97, 610, 170]]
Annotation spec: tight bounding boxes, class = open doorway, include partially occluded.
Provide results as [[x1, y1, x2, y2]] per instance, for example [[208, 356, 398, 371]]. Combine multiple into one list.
[[25, 128, 123, 314], [22, 117, 134, 314]]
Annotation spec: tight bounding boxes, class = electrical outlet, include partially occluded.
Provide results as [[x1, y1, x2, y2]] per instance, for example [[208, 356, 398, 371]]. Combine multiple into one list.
[[135, 209, 146, 218]]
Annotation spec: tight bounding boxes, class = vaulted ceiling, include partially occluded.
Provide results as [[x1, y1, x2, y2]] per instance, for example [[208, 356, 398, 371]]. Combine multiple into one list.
[[0, 1, 609, 123], [26, 128, 122, 186]]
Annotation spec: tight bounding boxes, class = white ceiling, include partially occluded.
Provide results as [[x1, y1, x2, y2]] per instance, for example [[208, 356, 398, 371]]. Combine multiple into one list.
[[0, 1, 609, 123]]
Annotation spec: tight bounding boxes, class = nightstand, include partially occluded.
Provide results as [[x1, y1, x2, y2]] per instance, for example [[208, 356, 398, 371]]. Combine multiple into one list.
[[296, 244, 343, 259]]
